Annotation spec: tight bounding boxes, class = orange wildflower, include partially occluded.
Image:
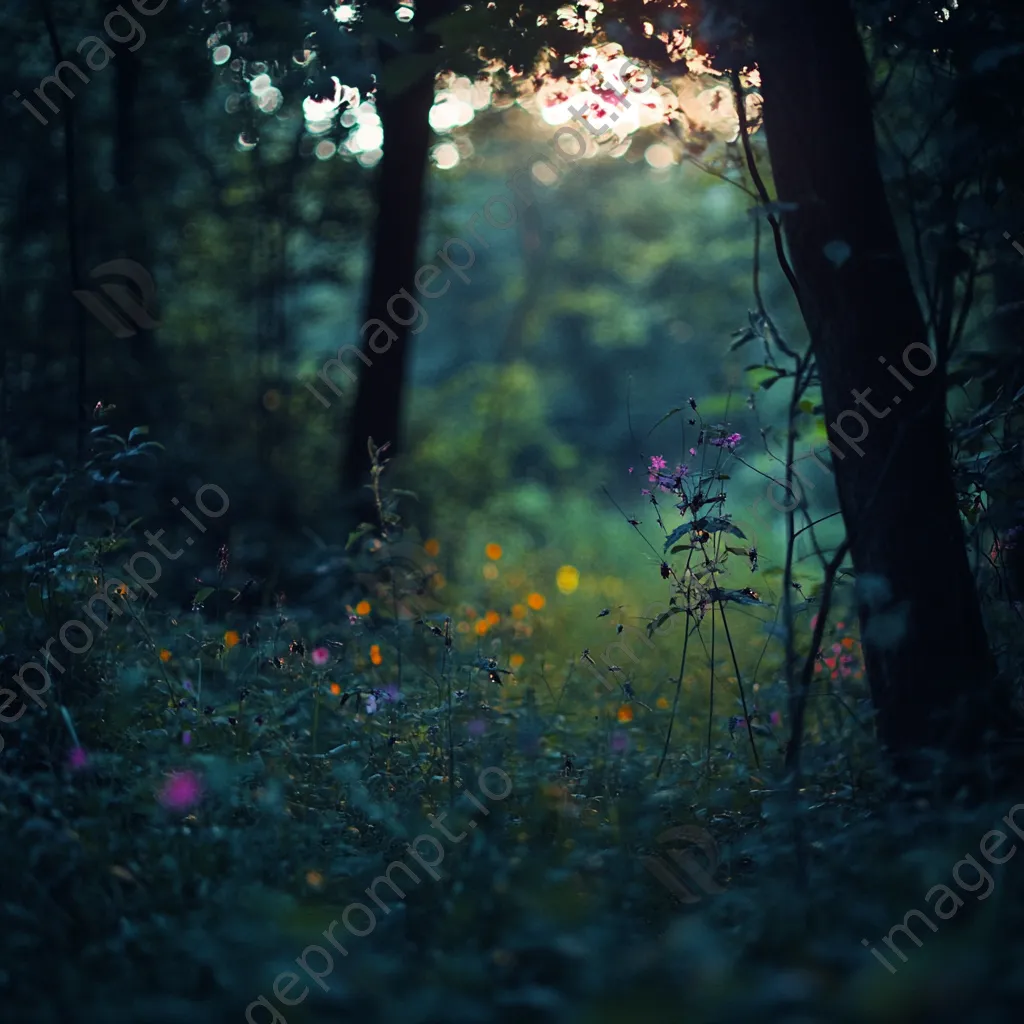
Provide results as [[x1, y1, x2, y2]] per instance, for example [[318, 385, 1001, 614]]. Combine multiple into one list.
[[224, 630, 240, 649], [526, 593, 545, 610], [617, 705, 634, 723], [369, 644, 382, 666]]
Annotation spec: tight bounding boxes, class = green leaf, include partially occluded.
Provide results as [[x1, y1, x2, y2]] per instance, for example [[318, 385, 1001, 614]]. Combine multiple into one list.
[[346, 523, 375, 550], [730, 328, 758, 351], [193, 587, 216, 607], [664, 517, 745, 551]]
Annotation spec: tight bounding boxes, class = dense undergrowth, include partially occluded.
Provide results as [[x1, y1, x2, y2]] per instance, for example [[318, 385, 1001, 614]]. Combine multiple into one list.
[[2, 428, 1024, 1024]]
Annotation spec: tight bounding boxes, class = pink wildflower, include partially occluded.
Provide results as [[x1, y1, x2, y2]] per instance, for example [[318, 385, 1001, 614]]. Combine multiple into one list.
[[68, 746, 89, 771], [158, 770, 203, 811], [311, 646, 329, 667], [709, 432, 742, 451], [649, 454, 667, 473]]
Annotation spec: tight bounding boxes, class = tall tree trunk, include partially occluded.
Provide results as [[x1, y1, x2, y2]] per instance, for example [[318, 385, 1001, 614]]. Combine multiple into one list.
[[749, 0, 1014, 777], [341, 2, 449, 514]]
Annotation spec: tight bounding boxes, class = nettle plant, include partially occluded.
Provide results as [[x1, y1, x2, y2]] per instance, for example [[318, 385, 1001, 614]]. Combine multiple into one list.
[[618, 403, 772, 777]]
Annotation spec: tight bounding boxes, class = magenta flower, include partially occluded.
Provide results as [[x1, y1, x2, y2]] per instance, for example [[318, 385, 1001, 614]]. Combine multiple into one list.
[[710, 432, 742, 451], [770, 710, 782, 727], [68, 746, 89, 771], [182, 731, 192, 746], [610, 729, 630, 753], [649, 454, 667, 473], [158, 770, 203, 811], [311, 646, 329, 667]]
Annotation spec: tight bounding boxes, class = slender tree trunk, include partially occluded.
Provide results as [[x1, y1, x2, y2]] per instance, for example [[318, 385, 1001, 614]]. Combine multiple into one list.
[[341, 2, 449, 513], [749, 0, 1014, 776]]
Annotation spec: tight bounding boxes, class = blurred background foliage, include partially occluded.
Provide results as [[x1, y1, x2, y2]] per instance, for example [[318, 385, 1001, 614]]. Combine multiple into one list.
[[2, 0, 1024, 1021]]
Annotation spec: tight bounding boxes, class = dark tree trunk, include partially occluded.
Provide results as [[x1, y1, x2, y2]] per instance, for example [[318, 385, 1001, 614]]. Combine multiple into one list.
[[749, 0, 1014, 776], [341, 3, 449, 515]]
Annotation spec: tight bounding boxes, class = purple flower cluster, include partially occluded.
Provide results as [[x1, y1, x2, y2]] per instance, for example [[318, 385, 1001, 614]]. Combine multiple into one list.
[[709, 432, 742, 451], [646, 455, 690, 494]]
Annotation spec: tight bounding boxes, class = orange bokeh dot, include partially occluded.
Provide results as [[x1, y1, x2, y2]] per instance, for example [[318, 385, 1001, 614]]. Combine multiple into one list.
[[526, 593, 545, 610], [356, 600, 371, 615], [465, 607, 478, 620], [511, 603, 527, 619], [485, 610, 500, 625], [656, 696, 669, 709], [509, 653, 524, 669], [485, 543, 503, 560], [475, 619, 490, 636], [159, 649, 172, 663], [424, 538, 441, 557], [617, 705, 634, 723], [329, 683, 341, 696], [369, 644, 382, 666], [224, 630, 240, 648]]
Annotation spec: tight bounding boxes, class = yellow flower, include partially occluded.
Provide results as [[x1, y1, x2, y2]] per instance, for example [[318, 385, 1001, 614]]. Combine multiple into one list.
[[355, 600, 371, 616], [369, 644, 382, 666], [526, 593, 545, 611], [556, 565, 580, 595], [224, 630, 240, 649], [509, 653, 525, 670], [424, 538, 440, 557], [305, 870, 324, 889], [482, 564, 499, 580], [617, 705, 634, 723], [159, 649, 172, 663], [656, 696, 670, 710], [485, 543, 503, 561]]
